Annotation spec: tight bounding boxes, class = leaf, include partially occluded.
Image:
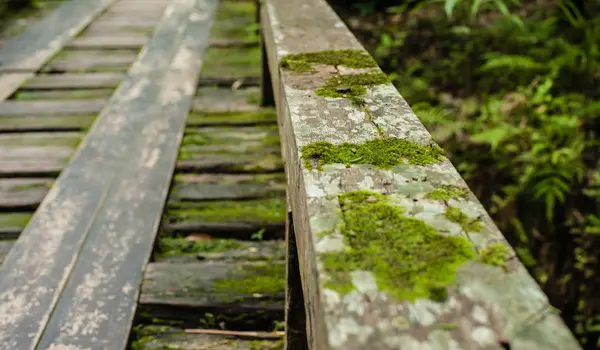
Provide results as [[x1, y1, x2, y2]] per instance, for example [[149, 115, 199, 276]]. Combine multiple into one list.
[[481, 54, 544, 72], [444, 0, 459, 18], [470, 126, 514, 151], [470, 0, 483, 20]]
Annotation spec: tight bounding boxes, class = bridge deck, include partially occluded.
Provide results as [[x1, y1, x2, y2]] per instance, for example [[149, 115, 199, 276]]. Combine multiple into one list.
[[0, 0, 285, 349]]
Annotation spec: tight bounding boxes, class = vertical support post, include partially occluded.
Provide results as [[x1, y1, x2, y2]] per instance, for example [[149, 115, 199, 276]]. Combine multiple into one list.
[[285, 210, 308, 350], [257, 0, 275, 107]]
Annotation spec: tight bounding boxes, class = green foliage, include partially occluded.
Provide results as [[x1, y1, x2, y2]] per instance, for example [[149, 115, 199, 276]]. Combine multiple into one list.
[[343, 0, 600, 345]]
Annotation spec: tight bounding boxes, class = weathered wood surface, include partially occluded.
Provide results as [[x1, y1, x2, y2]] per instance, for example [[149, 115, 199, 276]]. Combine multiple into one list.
[[140, 261, 284, 312], [0, 100, 106, 115], [0, 0, 118, 100], [0, 114, 96, 132], [22, 72, 125, 90], [0, 0, 219, 348], [0, 147, 72, 177], [42, 56, 136, 73], [67, 35, 150, 50], [132, 325, 283, 350], [260, 0, 581, 349], [0, 179, 52, 210]]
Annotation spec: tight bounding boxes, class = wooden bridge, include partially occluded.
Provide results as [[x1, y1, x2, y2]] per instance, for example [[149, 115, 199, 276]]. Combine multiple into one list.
[[0, 0, 583, 349]]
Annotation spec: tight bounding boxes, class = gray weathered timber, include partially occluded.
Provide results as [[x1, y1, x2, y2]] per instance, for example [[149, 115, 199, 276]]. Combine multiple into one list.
[[0, 100, 106, 116], [260, 0, 581, 349], [0, 146, 71, 177], [34, 0, 217, 348], [0, 0, 118, 100], [67, 35, 150, 50], [140, 261, 284, 311], [0, 179, 52, 210], [22, 73, 125, 90]]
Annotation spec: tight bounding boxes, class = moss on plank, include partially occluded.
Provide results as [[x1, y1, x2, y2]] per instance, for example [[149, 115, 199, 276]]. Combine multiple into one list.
[[321, 190, 509, 302], [301, 137, 445, 170], [166, 198, 286, 224], [445, 207, 483, 232], [315, 71, 389, 106], [426, 185, 469, 201], [156, 235, 243, 258], [212, 262, 285, 296], [201, 46, 260, 78], [280, 50, 378, 73], [13, 89, 114, 101], [478, 243, 511, 268], [0, 212, 32, 228]]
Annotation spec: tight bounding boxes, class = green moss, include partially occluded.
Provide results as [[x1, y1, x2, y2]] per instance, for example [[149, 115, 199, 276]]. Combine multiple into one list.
[[280, 50, 377, 73], [301, 137, 445, 170], [181, 134, 208, 146], [479, 243, 511, 268], [157, 236, 243, 258], [315, 71, 389, 106], [166, 198, 286, 224], [212, 262, 285, 295], [0, 213, 32, 228], [426, 185, 469, 201], [13, 89, 114, 101], [445, 207, 483, 232], [249, 339, 284, 350], [321, 190, 476, 302], [201, 46, 260, 79]]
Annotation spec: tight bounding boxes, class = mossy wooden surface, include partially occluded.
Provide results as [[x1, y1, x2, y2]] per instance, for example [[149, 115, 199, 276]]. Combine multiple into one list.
[[13, 89, 114, 101], [171, 173, 285, 202], [261, 0, 581, 348], [192, 87, 263, 113], [155, 238, 285, 263], [0, 115, 95, 132], [165, 198, 286, 226], [0, 132, 82, 148], [0, 213, 32, 231], [140, 260, 284, 308], [131, 325, 283, 350], [0, 178, 52, 210], [200, 47, 260, 79]]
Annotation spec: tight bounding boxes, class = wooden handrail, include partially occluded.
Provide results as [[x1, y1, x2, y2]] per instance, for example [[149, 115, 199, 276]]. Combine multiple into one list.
[[259, 0, 581, 349]]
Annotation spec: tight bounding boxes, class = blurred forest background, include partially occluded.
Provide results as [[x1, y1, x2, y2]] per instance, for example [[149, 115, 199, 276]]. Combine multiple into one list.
[[328, 0, 600, 348], [1, 0, 599, 348]]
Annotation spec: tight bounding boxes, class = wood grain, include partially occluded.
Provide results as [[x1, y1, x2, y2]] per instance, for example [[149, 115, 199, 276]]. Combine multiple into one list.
[[0, 0, 119, 100]]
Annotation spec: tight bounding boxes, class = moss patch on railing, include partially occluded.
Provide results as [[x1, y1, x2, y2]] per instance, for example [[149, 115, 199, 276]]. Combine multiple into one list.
[[445, 207, 483, 232], [301, 137, 445, 170], [321, 190, 477, 302], [426, 185, 469, 201], [280, 49, 377, 73]]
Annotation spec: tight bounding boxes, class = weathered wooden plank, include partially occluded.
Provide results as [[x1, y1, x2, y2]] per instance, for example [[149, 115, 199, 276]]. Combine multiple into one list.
[[172, 173, 285, 202], [0, 179, 52, 211], [0, 240, 17, 266], [140, 261, 284, 311], [176, 153, 283, 173], [260, 0, 581, 349], [192, 87, 262, 112], [0, 100, 105, 115], [0, 213, 31, 240], [0, 131, 82, 147], [21, 73, 125, 90], [132, 325, 283, 350], [0, 0, 218, 349], [0, 0, 119, 100], [0, 114, 96, 132], [0, 146, 71, 177], [12, 89, 115, 101], [67, 35, 150, 50], [42, 56, 135, 73]]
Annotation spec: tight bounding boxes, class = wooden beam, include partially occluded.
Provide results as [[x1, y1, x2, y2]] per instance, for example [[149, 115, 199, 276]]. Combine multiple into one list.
[[260, 0, 581, 349], [0, 0, 119, 100], [0, 0, 219, 348]]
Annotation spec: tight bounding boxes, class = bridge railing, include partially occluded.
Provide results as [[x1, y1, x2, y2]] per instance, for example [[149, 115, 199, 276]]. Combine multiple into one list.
[[258, 0, 581, 349]]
